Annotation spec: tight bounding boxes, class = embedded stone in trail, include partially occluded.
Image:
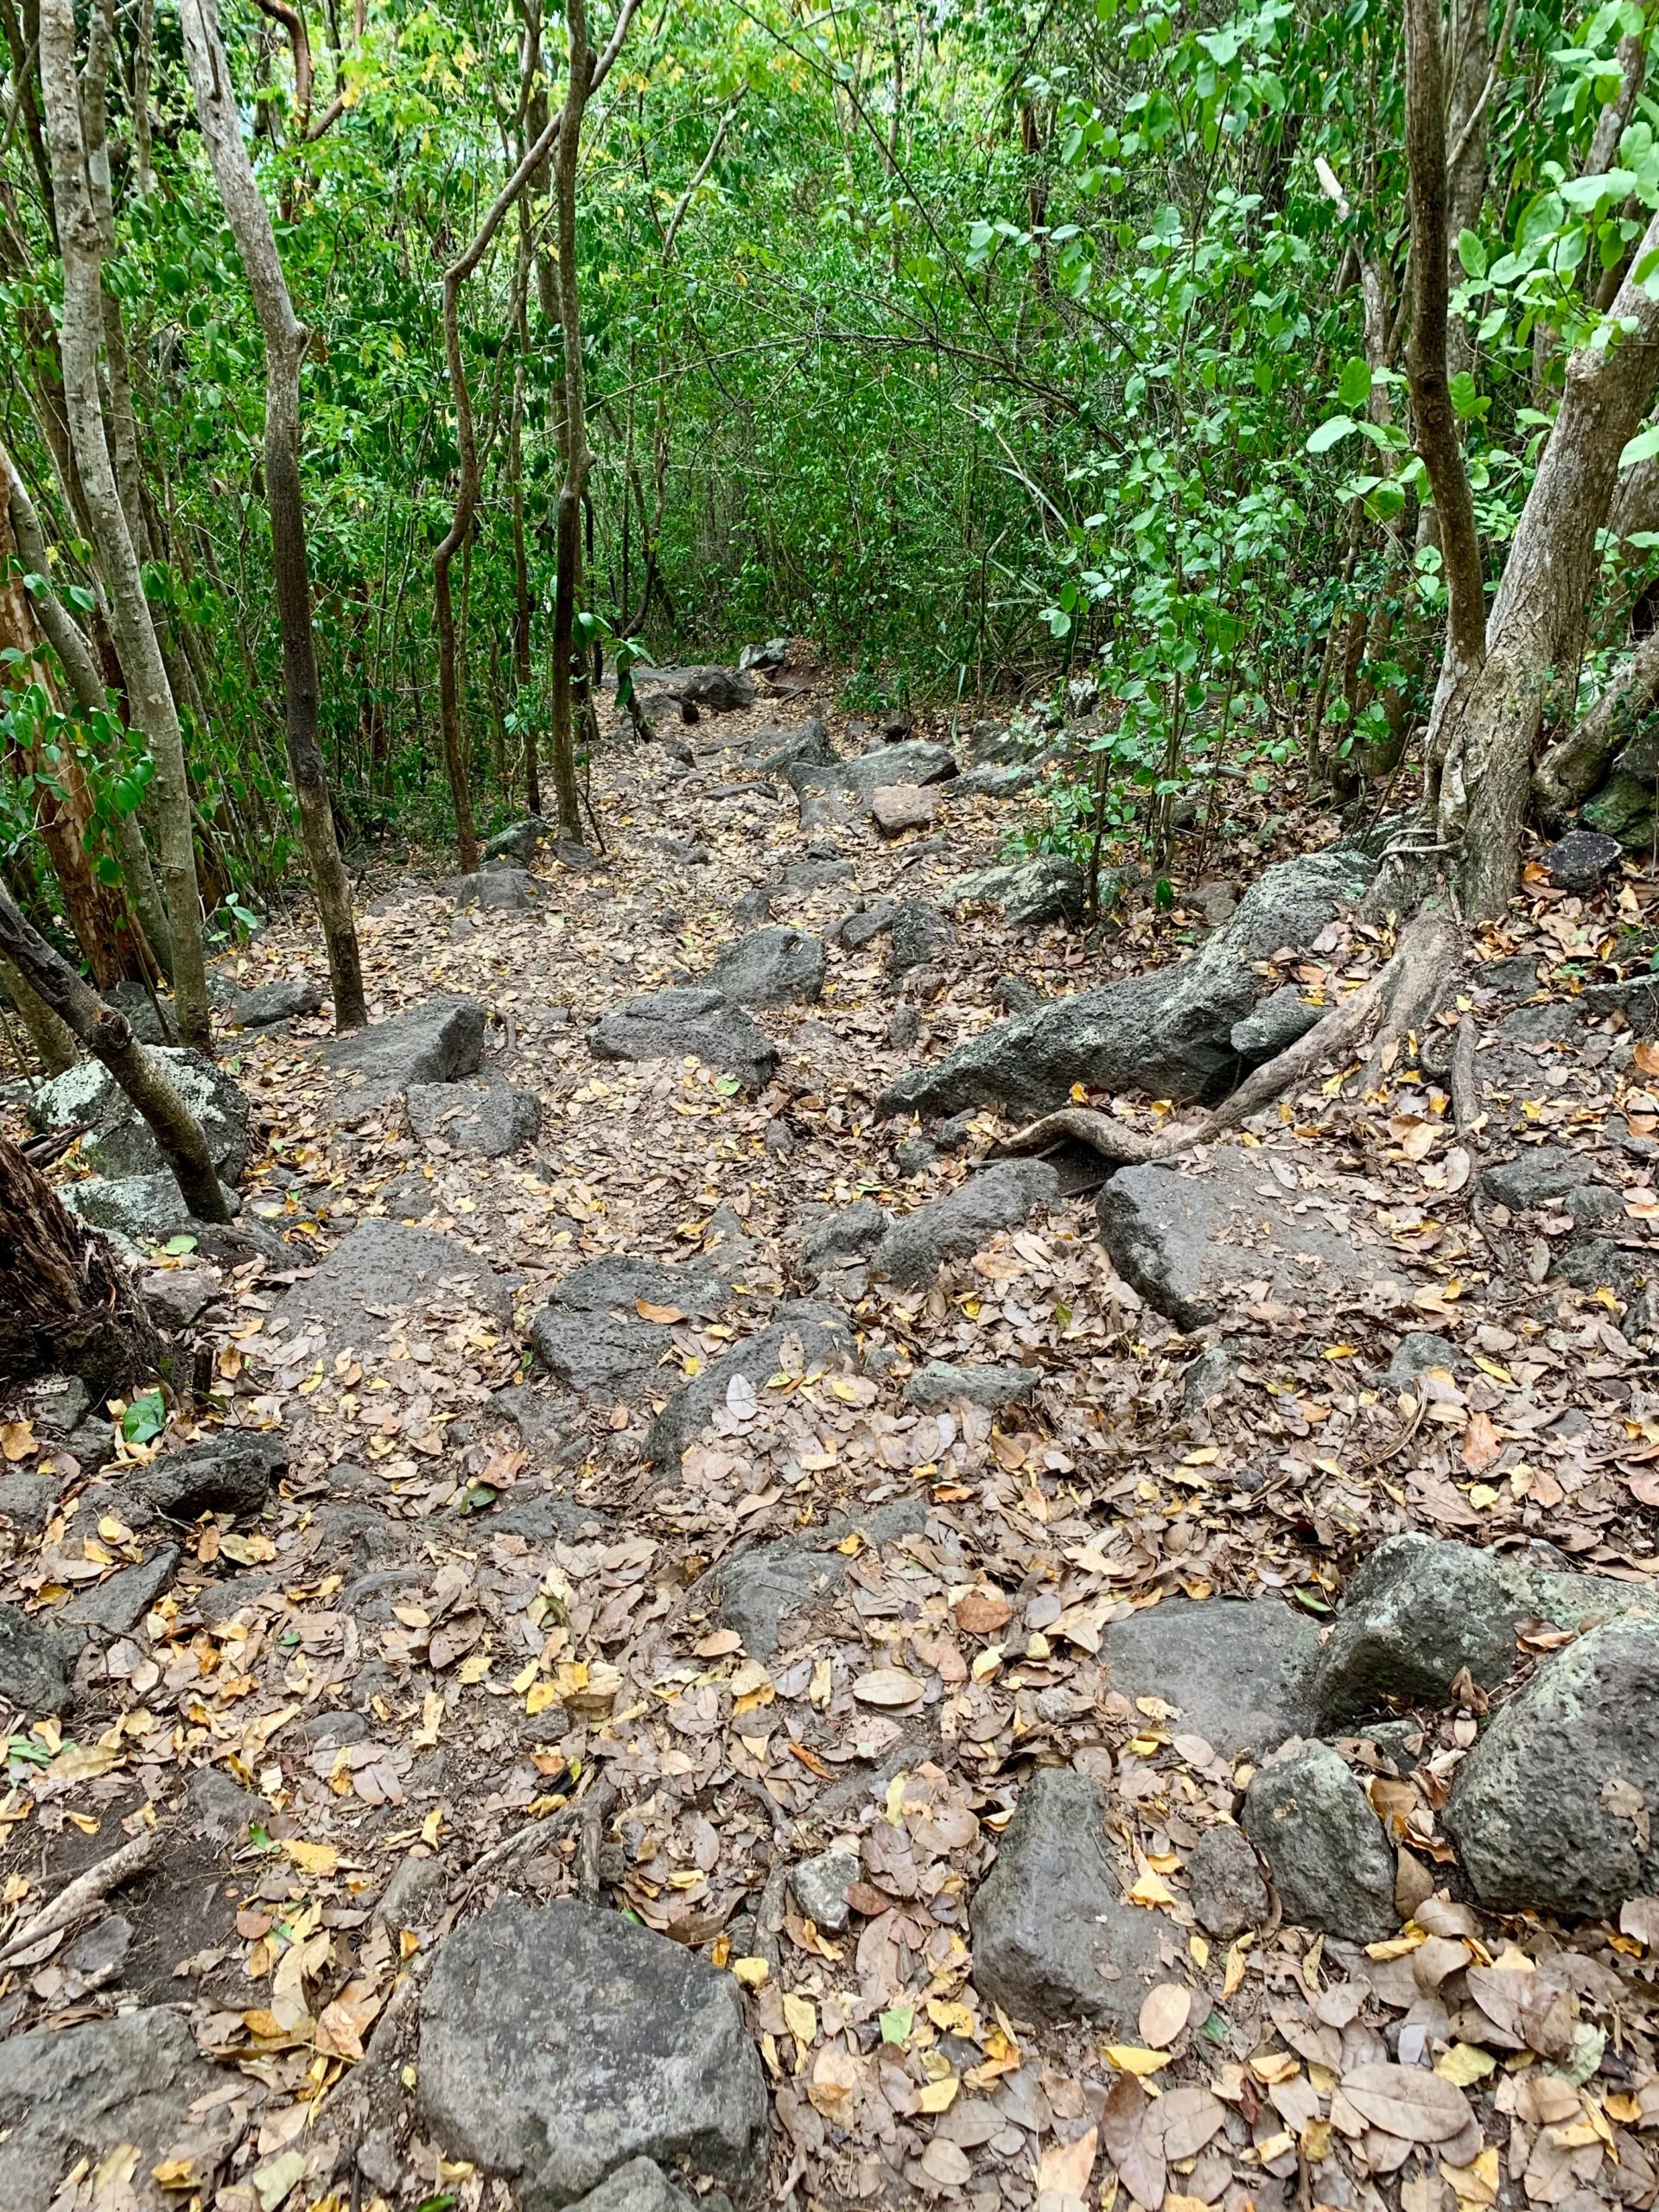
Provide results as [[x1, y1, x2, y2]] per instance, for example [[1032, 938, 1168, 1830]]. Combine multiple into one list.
[[0, 2008, 230, 2209], [791, 1848, 861, 1934], [1445, 1620, 1659, 1917], [588, 986, 778, 1090], [1097, 1597, 1318, 1758], [322, 992, 486, 1092], [219, 975, 323, 1030], [643, 1300, 855, 1465], [747, 715, 836, 772], [530, 1256, 731, 1399], [839, 899, 897, 950], [60, 1170, 238, 1247], [1185, 1822, 1269, 1939], [29, 1047, 250, 1180], [1096, 1145, 1414, 1330], [871, 1159, 1059, 1287], [950, 761, 1039, 799], [1307, 1533, 1659, 1728], [970, 1769, 1166, 2029], [902, 1360, 1037, 1413], [870, 782, 938, 835], [947, 854, 1086, 928], [887, 900, 956, 979], [569, 2161, 699, 2212], [1243, 1738, 1398, 1942], [882, 848, 1374, 1122], [61, 1544, 180, 1636], [406, 1075, 543, 1156], [702, 925, 826, 1006], [418, 1896, 767, 2208], [1478, 1144, 1592, 1211], [450, 866, 540, 912], [0, 1602, 72, 1714], [482, 817, 550, 866], [823, 740, 957, 804], [793, 1198, 889, 1281], [275, 1219, 513, 1355], [694, 1498, 926, 1659]]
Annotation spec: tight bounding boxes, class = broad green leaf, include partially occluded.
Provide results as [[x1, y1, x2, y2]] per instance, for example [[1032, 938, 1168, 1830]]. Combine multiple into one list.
[[1306, 415, 1357, 454]]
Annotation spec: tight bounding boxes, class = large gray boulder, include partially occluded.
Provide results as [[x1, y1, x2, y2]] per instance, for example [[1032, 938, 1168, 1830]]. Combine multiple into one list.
[[323, 994, 486, 1091], [588, 987, 778, 1090], [747, 717, 836, 773], [29, 1048, 249, 1180], [1243, 1739, 1397, 1942], [692, 1499, 926, 1660], [872, 1160, 1059, 1287], [947, 855, 1085, 928], [483, 817, 550, 866], [970, 1770, 1166, 2030], [644, 1302, 855, 1466], [61, 1544, 180, 1636], [219, 975, 323, 1030], [0, 2008, 228, 2209], [418, 1897, 767, 2208], [1445, 1622, 1659, 1916], [0, 1603, 72, 1714], [531, 1258, 731, 1399], [787, 741, 955, 809], [1309, 1535, 1659, 1727], [880, 849, 1374, 1122], [1099, 1598, 1318, 1759], [407, 1076, 542, 1157], [1096, 1144, 1414, 1329], [124, 1430, 285, 1525], [703, 925, 826, 1007], [275, 1220, 512, 1355], [887, 901, 956, 978]]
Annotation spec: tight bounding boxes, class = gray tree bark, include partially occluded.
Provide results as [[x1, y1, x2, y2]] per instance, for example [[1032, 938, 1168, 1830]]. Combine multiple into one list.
[[180, 0, 368, 1031]]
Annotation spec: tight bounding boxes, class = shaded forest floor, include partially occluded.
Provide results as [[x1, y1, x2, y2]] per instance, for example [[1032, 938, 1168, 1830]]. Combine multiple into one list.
[[3, 661, 1659, 2212]]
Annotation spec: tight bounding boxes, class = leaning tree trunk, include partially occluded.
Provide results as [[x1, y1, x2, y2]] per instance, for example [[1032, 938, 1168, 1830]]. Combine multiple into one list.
[[0, 884, 231, 1223], [1435, 214, 1659, 918], [38, 0, 212, 1049], [0, 1136, 162, 1395], [180, 0, 367, 1031]]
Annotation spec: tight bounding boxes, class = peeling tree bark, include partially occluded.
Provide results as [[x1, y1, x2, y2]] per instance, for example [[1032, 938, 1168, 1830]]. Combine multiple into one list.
[[180, 0, 368, 1031], [1535, 626, 1659, 825], [0, 1135, 162, 1395]]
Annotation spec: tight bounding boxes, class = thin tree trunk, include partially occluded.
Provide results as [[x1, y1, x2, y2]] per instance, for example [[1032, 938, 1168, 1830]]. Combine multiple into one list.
[[180, 0, 367, 1030], [548, 2, 595, 842], [4, 448, 174, 975], [0, 1135, 162, 1395], [0, 885, 231, 1222], [1, 957, 79, 1073], [39, 0, 212, 1049]]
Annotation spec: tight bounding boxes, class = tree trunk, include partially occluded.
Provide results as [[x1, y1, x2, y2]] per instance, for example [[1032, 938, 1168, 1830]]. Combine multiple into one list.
[[0, 1135, 162, 1395], [1440, 213, 1659, 916], [180, 0, 368, 1031], [38, 0, 213, 1049], [0, 884, 232, 1223], [547, 0, 595, 842], [1534, 625, 1659, 825], [3, 448, 175, 976], [1, 957, 79, 1074]]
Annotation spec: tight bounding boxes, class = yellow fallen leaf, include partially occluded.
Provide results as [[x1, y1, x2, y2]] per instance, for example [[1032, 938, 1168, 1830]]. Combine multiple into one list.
[[1223, 1933, 1254, 2000], [283, 1840, 338, 1877], [1435, 2044, 1497, 2087], [1103, 2045, 1172, 2076], [783, 1993, 817, 2044], [731, 1956, 769, 1987], [918, 2075, 959, 2113], [1128, 1869, 1177, 1909]]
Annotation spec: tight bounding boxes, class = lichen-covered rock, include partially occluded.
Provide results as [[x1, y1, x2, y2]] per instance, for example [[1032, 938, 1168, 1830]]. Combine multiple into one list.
[[418, 1897, 767, 2208], [1243, 1739, 1397, 1942], [29, 1048, 250, 1180], [948, 855, 1085, 928], [1445, 1621, 1659, 1917], [702, 925, 826, 1007]]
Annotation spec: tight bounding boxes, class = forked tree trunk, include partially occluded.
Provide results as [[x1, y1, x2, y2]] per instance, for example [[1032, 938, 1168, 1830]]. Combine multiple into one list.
[[0, 1135, 162, 1395], [38, 0, 213, 1047], [180, 0, 367, 1031]]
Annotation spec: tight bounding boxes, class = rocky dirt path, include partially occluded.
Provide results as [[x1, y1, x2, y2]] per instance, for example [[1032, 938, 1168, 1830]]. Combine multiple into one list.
[[3, 663, 1659, 2212]]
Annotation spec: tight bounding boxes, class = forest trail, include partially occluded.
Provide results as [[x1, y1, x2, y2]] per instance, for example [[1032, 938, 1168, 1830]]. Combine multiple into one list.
[[4, 671, 1659, 2212]]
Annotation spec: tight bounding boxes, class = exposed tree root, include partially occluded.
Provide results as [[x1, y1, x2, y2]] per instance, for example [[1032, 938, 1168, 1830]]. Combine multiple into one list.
[[995, 906, 1465, 1173]]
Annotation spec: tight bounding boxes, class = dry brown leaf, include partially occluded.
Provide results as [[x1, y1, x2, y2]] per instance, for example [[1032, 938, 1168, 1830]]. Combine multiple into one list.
[[1137, 1982, 1192, 2050], [852, 1669, 925, 1708], [1339, 2062, 1475, 2144], [1036, 2126, 1098, 2196]]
